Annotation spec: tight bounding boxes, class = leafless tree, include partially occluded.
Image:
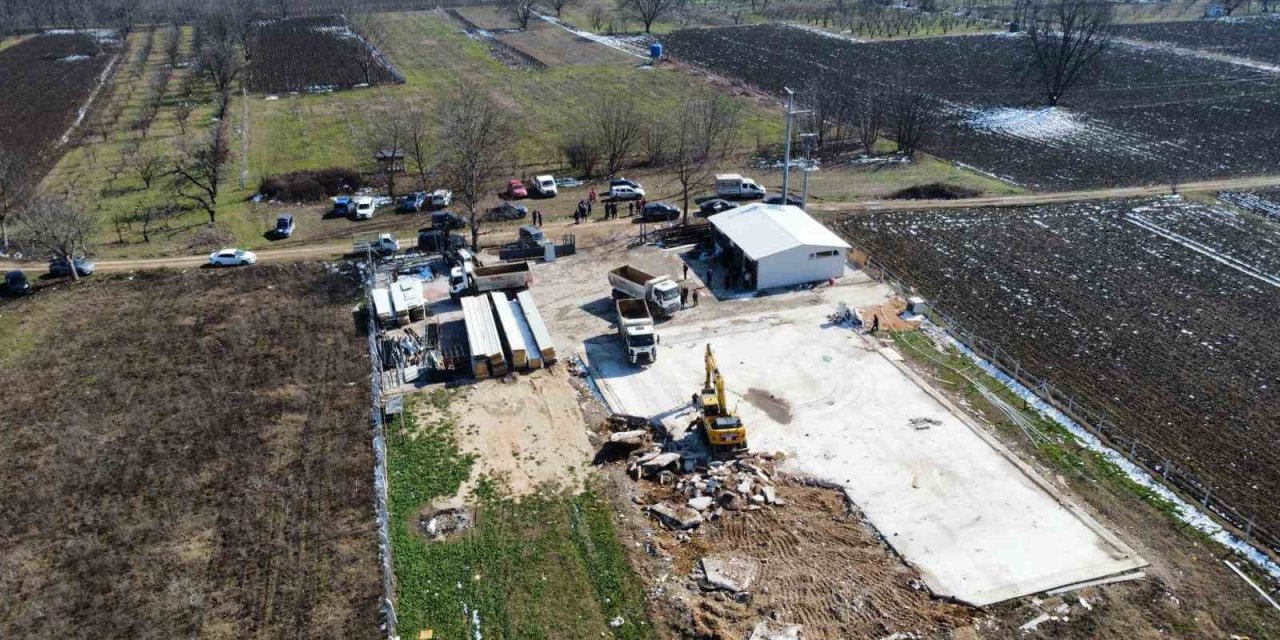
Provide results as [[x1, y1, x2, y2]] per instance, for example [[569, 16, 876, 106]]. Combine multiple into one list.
[[668, 96, 741, 223], [197, 39, 243, 117], [404, 109, 434, 191], [588, 2, 608, 31], [853, 90, 887, 153], [174, 100, 194, 135], [345, 8, 389, 85], [130, 146, 168, 190], [132, 202, 179, 242], [362, 98, 417, 197], [543, 0, 578, 18], [436, 81, 517, 251], [0, 148, 31, 252], [617, 0, 676, 32], [1021, 0, 1114, 106], [18, 198, 96, 281], [590, 93, 643, 176], [891, 86, 942, 158], [170, 124, 230, 224], [560, 132, 601, 176], [640, 115, 669, 166], [500, 0, 539, 28]]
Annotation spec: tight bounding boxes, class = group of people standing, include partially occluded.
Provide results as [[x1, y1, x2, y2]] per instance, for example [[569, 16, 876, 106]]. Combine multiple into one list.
[[529, 187, 655, 226]]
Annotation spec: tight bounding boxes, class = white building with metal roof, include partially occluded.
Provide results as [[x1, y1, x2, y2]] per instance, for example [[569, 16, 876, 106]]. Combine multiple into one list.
[[707, 203, 851, 290]]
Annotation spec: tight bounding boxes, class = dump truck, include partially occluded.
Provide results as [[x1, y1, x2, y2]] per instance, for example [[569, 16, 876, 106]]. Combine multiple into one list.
[[695, 345, 747, 453], [608, 265, 681, 317], [353, 233, 400, 256], [450, 261, 531, 298], [616, 298, 658, 365]]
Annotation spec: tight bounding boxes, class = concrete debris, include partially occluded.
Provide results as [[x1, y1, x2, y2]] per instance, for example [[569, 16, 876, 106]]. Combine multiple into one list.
[[610, 429, 650, 446], [650, 502, 704, 530], [748, 621, 803, 640], [877, 634, 921, 640], [700, 555, 760, 594], [420, 507, 473, 539], [1019, 613, 1051, 633], [688, 496, 714, 511], [763, 485, 778, 504], [909, 417, 941, 430], [609, 615, 624, 628]]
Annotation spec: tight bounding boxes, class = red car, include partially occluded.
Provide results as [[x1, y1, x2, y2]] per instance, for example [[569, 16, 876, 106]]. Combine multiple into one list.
[[506, 179, 528, 199]]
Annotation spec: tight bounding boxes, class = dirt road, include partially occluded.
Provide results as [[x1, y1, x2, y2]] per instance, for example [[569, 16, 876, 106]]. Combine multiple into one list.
[[5, 174, 1279, 274]]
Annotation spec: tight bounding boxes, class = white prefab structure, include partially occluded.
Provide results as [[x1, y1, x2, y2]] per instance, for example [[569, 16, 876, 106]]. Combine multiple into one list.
[[489, 291, 528, 370], [371, 287, 394, 325], [462, 295, 505, 379], [516, 290, 556, 364], [395, 277, 425, 322], [707, 203, 851, 290]]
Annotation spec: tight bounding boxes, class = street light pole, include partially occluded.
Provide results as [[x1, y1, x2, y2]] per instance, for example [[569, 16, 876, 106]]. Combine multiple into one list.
[[800, 132, 816, 209], [780, 87, 811, 205]]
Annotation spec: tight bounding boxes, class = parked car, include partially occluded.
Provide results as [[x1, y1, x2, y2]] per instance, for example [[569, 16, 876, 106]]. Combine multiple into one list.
[[332, 196, 353, 217], [4, 270, 30, 295], [505, 179, 528, 199], [610, 177, 642, 190], [49, 256, 95, 277], [428, 189, 453, 208], [518, 224, 546, 244], [208, 248, 257, 266], [610, 184, 645, 200], [273, 213, 295, 238], [639, 202, 680, 222], [418, 228, 467, 253], [485, 202, 528, 222], [699, 198, 739, 217], [400, 192, 427, 213], [533, 174, 557, 197], [353, 196, 376, 220], [431, 211, 468, 230], [763, 193, 804, 207]]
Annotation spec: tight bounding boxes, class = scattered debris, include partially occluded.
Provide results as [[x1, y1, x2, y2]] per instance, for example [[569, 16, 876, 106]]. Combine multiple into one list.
[[419, 507, 473, 540], [699, 555, 760, 594], [609, 615, 625, 628], [649, 502, 704, 530], [909, 417, 942, 430], [1019, 613, 1051, 633], [748, 621, 804, 640]]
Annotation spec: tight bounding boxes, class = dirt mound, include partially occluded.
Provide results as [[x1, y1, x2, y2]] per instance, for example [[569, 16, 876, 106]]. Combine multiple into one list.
[[888, 183, 982, 200]]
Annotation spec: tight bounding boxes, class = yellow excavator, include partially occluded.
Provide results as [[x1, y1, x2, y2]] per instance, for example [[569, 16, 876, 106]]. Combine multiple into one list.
[[694, 345, 748, 453]]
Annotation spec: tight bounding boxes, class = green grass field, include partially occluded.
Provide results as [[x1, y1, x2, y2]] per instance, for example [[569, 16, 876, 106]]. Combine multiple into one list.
[[387, 390, 653, 640]]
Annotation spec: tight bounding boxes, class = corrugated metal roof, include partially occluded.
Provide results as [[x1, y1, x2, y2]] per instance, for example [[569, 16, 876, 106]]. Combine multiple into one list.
[[708, 203, 851, 260]]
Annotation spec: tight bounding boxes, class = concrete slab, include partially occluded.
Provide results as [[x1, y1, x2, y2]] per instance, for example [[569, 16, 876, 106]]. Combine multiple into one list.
[[584, 295, 1146, 606]]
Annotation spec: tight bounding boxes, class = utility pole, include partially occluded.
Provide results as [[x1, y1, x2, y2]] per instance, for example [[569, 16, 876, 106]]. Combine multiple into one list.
[[799, 132, 817, 209], [780, 88, 811, 205]]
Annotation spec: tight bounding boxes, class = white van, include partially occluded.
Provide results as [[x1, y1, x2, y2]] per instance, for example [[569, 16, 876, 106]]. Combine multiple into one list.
[[354, 196, 376, 220], [534, 175, 557, 197]]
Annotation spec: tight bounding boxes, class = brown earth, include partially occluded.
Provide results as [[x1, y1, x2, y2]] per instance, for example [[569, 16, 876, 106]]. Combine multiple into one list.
[[0, 264, 380, 639]]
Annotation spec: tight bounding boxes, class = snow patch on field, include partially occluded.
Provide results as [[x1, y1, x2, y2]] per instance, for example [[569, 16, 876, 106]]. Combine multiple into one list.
[[967, 107, 1086, 142], [784, 22, 864, 43], [536, 14, 648, 59], [59, 54, 90, 62]]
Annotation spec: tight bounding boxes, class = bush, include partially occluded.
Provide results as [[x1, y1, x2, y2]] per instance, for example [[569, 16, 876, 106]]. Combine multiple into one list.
[[258, 167, 364, 202], [887, 183, 981, 200]]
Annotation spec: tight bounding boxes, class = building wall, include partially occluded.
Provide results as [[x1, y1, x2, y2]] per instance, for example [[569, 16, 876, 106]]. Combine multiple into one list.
[[757, 246, 846, 289]]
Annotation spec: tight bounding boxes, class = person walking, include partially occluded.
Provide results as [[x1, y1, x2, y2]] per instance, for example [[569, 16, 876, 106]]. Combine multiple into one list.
[[682, 264, 689, 280], [692, 288, 701, 307], [589, 188, 597, 204], [870, 314, 880, 334], [587, 199, 593, 216], [680, 286, 689, 308]]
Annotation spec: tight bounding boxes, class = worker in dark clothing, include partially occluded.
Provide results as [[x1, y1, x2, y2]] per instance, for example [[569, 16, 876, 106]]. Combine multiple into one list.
[[871, 314, 880, 333], [680, 286, 689, 308], [682, 264, 689, 280], [706, 267, 713, 286]]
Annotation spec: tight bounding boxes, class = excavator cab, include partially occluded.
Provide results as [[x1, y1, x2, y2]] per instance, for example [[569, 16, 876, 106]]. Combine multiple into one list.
[[695, 345, 748, 452]]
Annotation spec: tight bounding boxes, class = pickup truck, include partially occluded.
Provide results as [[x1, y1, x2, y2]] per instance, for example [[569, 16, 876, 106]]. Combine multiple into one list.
[[353, 196, 376, 220], [608, 265, 681, 317], [616, 298, 658, 365], [449, 261, 531, 298], [714, 173, 766, 200], [353, 233, 400, 256]]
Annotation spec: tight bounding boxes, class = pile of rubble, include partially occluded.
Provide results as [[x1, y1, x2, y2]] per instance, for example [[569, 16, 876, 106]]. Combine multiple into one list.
[[626, 447, 787, 531]]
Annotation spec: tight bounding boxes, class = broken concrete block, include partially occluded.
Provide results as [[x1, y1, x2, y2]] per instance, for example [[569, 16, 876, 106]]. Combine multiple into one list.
[[736, 477, 754, 494], [700, 555, 760, 594], [763, 486, 777, 504], [717, 491, 742, 511], [688, 496, 714, 511], [650, 502, 703, 530], [641, 452, 682, 474], [1019, 613, 1051, 632], [748, 621, 801, 640], [750, 494, 766, 504]]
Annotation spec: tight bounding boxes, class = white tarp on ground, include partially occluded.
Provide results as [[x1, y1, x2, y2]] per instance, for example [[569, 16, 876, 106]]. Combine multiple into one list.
[[584, 291, 1145, 606]]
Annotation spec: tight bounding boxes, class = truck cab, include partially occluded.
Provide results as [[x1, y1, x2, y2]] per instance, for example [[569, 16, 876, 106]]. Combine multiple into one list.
[[616, 298, 658, 365], [714, 174, 766, 200]]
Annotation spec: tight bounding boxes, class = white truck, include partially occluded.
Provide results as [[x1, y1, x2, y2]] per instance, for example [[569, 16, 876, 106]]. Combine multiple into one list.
[[608, 265, 681, 317], [533, 174, 557, 197], [616, 298, 658, 365], [450, 261, 532, 298], [353, 232, 400, 256], [353, 196, 377, 219], [714, 173, 766, 200]]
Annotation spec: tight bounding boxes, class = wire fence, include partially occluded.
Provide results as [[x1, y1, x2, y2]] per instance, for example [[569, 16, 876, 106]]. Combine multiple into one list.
[[362, 255, 398, 637], [847, 242, 1280, 562]]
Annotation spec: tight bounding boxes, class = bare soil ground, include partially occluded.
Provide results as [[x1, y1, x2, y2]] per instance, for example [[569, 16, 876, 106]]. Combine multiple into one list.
[[0, 264, 380, 639], [428, 366, 595, 498]]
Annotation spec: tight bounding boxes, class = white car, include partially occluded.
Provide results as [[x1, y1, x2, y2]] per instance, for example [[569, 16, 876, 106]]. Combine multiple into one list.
[[428, 189, 453, 207], [353, 196, 376, 220], [209, 248, 257, 266], [610, 184, 645, 200], [534, 174, 557, 197]]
